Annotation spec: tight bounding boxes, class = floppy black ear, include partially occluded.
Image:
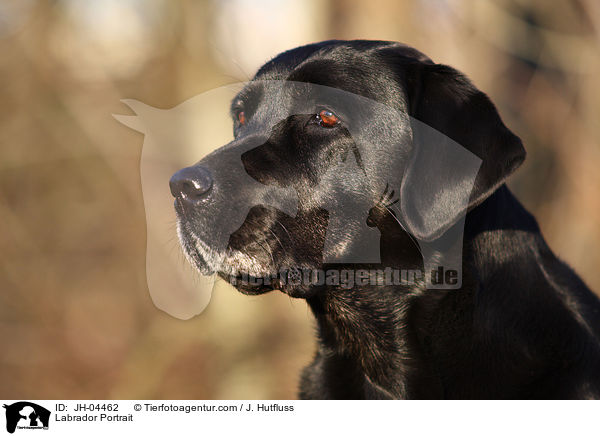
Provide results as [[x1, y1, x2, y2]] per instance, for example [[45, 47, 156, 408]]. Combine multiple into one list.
[[400, 63, 525, 241]]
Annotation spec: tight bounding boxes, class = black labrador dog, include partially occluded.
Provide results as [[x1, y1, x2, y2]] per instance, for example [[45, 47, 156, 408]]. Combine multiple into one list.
[[170, 40, 600, 399]]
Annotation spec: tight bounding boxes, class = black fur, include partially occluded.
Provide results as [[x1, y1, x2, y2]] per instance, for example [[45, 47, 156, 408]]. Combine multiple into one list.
[[170, 40, 600, 399]]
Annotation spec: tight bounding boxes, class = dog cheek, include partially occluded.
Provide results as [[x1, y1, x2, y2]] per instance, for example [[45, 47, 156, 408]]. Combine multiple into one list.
[[241, 146, 293, 188]]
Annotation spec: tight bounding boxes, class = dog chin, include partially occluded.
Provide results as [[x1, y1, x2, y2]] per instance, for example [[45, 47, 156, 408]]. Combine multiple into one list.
[[218, 271, 319, 299], [176, 222, 319, 298], [217, 272, 274, 295], [176, 221, 276, 279]]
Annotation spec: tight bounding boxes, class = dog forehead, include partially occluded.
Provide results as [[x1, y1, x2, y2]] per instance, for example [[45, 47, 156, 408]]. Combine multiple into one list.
[[235, 78, 400, 126], [253, 40, 420, 80]]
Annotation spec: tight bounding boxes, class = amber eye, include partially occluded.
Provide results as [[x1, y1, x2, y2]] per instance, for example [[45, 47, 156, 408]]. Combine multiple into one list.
[[237, 111, 246, 125], [318, 109, 339, 128]]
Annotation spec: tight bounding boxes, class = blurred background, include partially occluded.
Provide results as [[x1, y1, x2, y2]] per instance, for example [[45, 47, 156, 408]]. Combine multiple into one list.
[[1, 0, 600, 399]]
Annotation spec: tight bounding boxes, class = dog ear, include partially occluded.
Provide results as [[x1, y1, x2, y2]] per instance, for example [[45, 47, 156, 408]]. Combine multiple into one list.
[[399, 63, 525, 241]]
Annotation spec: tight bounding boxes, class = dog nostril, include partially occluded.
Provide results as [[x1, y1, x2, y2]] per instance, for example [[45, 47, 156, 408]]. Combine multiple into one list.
[[169, 166, 213, 201]]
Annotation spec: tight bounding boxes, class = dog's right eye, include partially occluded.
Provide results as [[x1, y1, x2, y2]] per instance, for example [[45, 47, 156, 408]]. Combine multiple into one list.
[[317, 109, 340, 128]]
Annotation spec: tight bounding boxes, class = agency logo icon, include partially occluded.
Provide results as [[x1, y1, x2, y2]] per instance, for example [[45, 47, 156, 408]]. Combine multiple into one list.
[[3, 402, 50, 434], [114, 81, 482, 319]]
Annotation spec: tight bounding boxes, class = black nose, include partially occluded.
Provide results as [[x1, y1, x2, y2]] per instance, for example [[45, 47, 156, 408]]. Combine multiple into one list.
[[169, 166, 213, 201]]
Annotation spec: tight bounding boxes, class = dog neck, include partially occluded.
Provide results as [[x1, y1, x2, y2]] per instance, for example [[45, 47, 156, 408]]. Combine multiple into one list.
[[303, 185, 538, 399], [304, 213, 444, 398], [306, 282, 447, 398]]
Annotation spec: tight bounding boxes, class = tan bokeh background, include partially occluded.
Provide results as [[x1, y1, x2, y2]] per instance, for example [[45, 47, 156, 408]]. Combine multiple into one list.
[[1, 0, 599, 399]]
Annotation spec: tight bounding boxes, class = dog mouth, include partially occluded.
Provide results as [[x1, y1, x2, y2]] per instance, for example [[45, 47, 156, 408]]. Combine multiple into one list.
[[176, 220, 278, 295], [176, 221, 217, 275], [174, 200, 327, 298]]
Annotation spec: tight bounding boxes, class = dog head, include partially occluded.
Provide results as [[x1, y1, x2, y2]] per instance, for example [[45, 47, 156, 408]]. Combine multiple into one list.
[[170, 40, 525, 297]]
